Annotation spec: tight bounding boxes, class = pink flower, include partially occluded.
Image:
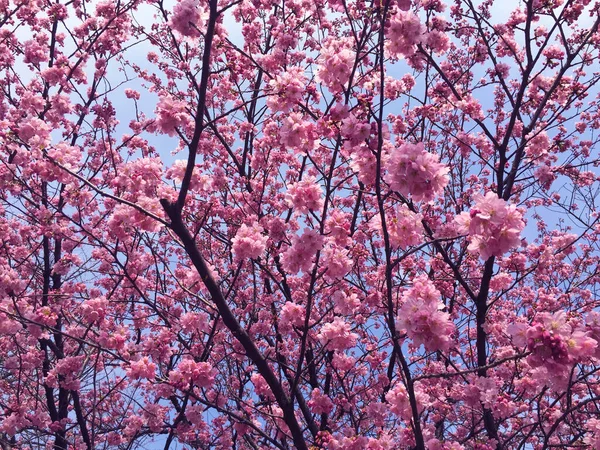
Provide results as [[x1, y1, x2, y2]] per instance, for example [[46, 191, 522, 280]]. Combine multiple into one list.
[[267, 67, 306, 112], [308, 389, 334, 415], [280, 302, 305, 328], [385, 383, 412, 420], [332, 290, 360, 315], [340, 114, 370, 147], [170, 0, 205, 37], [385, 142, 449, 202], [180, 312, 209, 333], [152, 97, 190, 136], [281, 229, 324, 274], [232, 222, 268, 260], [251, 373, 274, 400], [127, 357, 156, 380], [586, 312, 600, 359], [24, 39, 48, 65], [455, 192, 525, 260], [321, 244, 352, 280], [510, 311, 597, 377], [426, 30, 450, 54], [373, 205, 423, 250], [18, 117, 51, 147], [285, 176, 323, 213], [385, 382, 428, 421], [170, 359, 216, 389], [80, 296, 108, 324], [398, 275, 454, 351], [316, 38, 354, 92], [279, 113, 317, 151], [584, 418, 600, 448], [124, 88, 140, 100], [387, 11, 426, 58], [185, 404, 206, 427], [317, 317, 358, 351]]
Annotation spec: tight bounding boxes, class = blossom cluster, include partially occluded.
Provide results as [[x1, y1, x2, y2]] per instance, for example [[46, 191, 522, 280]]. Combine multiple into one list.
[[372, 205, 423, 250], [455, 192, 525, 260], [267, 67, 306, 112], [281, 229, 324, 274], [170, 0, 206, 38], [385, 142, 449, 202], [317, 317, 358, 351], [509, 311, 597, 384], [285, 176, 323, 214], [231, 222, 268, 261], [398, 275, 454, 351], [316, 38, 354, 92]]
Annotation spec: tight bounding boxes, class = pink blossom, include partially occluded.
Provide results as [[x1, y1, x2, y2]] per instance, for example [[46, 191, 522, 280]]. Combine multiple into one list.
[[398, 275, 454, 351], [180, 312, 209, 333], [0, 411, 31, 436], [170, 359, 216, 388], [584, 418, 600, 448], [281, 229, 324, 274], [124, 88, 140, 100], [285, 176, 323, 213], [308, 389, 334, 415], [321, 244, 352, 280], [152, 97, 191, 136], [385, 382, 428, 420], [385, 142, 449, 202], [455, 192, 525, 260], [80, 296, 108, 324], [340, 114, 370, 147], [23, 39, 48, 65], [170, 0, 205, 37], [251, 373, 274, 400], [185, 404, 206, 427], [280, 302, 305, 328], [374, 205, 423, 249], [510, 311, 597, 377], [279, 113, 318, 151], [267, 67, 306, 112], [127, 357, 157, 380], [18, 117, 51, 147], [387, 11, 426, 58], [316, 38, 354, 92], [317, 317, 358, 351], [232, 222, 268, 260], [426, 30, 450, 54], [332, 290, 360, 315]]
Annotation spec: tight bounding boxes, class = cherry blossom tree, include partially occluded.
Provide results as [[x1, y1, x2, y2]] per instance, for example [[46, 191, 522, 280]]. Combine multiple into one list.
[[1, 0, 600, 449]]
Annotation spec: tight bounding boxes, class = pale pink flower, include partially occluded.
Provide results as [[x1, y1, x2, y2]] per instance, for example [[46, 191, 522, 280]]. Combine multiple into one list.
[[24, 39, 48, 65], [280, 302, 305, 328], [281, 229, 324, 274], [398, 275, 454, 351], [279, 112, 317, 151], [232, 222, 268, 260], [510, 311, 597, 378], [152, 97, 190, 136], [128, 357, 156, 380], [285, 176, 323, 213], [321, 244, 352, 280], [385, 142, 449, 202], [316, 38, 354, 92], [455, 192, 525, 260], [387, 11, 426, 58], [317, 317, 358, 351], [267, 67, 306, 112], [170, 0, 205, 37], [382, 205, 424, 249], [308, 388, 334, 414]]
